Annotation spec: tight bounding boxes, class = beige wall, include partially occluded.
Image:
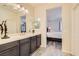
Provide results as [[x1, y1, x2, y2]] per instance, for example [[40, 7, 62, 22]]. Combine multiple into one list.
[[62, 4, 72, 54], [71, 4, 79, 55]]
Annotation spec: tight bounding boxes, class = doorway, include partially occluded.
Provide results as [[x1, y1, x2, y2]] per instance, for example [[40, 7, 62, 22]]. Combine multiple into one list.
[[46, 7, 62, 55]]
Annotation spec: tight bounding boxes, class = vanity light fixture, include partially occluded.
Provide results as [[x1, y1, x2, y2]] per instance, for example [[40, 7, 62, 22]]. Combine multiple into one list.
[[16, 5, 29, 14], [5, 4, 29, 15]]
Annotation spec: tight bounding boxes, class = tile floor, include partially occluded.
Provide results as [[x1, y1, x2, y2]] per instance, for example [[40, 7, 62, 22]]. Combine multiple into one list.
[[31, 41, 72, 56]]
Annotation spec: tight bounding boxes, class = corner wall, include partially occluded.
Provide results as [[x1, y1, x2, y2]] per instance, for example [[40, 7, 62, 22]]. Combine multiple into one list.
[[62, 4, 72, 54]]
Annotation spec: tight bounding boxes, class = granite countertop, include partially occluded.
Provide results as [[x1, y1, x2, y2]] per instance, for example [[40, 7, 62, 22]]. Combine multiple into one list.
[[0, 32, 41, 45]]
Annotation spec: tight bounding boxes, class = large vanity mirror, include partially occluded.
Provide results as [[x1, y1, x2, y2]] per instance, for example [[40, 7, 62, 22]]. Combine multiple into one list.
[[0, 3, 40, 36], [33, 18, 40, 29], [0, 4, 28, 35], [21, 15, 26, 33]]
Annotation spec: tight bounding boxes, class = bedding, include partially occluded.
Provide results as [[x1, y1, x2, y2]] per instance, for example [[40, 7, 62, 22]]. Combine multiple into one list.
[[46, 32, 62, 39]]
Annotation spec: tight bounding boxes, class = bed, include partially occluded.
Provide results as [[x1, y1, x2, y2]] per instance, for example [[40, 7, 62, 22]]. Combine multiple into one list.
[[46, 32, 62, 42]]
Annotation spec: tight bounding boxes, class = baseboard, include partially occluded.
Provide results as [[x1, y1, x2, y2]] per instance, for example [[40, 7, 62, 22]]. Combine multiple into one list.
[[40, 45, 47, 48], [62, 50, 74, 56]]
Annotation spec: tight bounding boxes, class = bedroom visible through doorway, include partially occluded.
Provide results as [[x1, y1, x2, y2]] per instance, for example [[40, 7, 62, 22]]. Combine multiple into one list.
[[46, 7, 62, 55]]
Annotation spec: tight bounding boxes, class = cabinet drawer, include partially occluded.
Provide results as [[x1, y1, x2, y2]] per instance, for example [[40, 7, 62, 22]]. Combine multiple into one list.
[[20, 38, 30, 44], [0, 46, 19, 56], [0, 41, 19, 52]]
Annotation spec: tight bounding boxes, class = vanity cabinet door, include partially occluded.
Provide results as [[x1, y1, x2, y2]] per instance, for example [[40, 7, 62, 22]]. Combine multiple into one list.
[[20, 38, 30, 56], [30, 36, 37, 53], [0, 46, 19, 56], [0, 41, 19, 56], [36, 35, 41, 48]]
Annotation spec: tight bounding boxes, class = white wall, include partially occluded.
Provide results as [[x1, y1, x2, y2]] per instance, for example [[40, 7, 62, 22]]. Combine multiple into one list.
[[62, 4, 72, 54], [71, 4, 79, 55]]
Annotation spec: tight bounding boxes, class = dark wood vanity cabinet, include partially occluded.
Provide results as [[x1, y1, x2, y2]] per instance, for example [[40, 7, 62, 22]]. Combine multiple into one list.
[[0, 46, 19, 56], [0, 41, 19, 56], [30, 36, 37, 53], [19, 35, 41, 56], [36, 35, 41, 48], [0, 34, 41, 56], [19, 38, 30, 56]]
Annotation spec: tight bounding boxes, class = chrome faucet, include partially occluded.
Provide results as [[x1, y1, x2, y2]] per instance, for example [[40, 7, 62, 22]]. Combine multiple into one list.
[[0, 20, 9, 39]]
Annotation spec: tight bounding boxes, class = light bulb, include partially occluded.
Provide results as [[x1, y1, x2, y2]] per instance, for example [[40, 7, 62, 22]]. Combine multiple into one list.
[[37, 18, 40, 21], [25, 9, 29, 14], [17, 5, 20, 8], [21, 7, 25, 11], [12, 4, 20, 10]]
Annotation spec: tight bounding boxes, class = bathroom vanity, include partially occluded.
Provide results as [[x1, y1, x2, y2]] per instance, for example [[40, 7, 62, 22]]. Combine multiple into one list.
[[0, 33, 41, 56]]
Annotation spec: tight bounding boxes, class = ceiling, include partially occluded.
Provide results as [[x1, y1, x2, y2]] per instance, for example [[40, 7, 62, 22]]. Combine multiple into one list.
[[27, 3, 61, 8], [29, 3, 50, 7], [19, 3, 48, 8]]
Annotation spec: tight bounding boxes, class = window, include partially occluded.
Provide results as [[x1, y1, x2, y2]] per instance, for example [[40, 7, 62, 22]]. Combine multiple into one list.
[[21, 16, 26, 32], [47, 7, 62, 32]]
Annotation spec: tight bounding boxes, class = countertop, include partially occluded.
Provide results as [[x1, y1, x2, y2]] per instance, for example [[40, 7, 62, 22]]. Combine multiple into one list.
[[0, 32, 41, 45]]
